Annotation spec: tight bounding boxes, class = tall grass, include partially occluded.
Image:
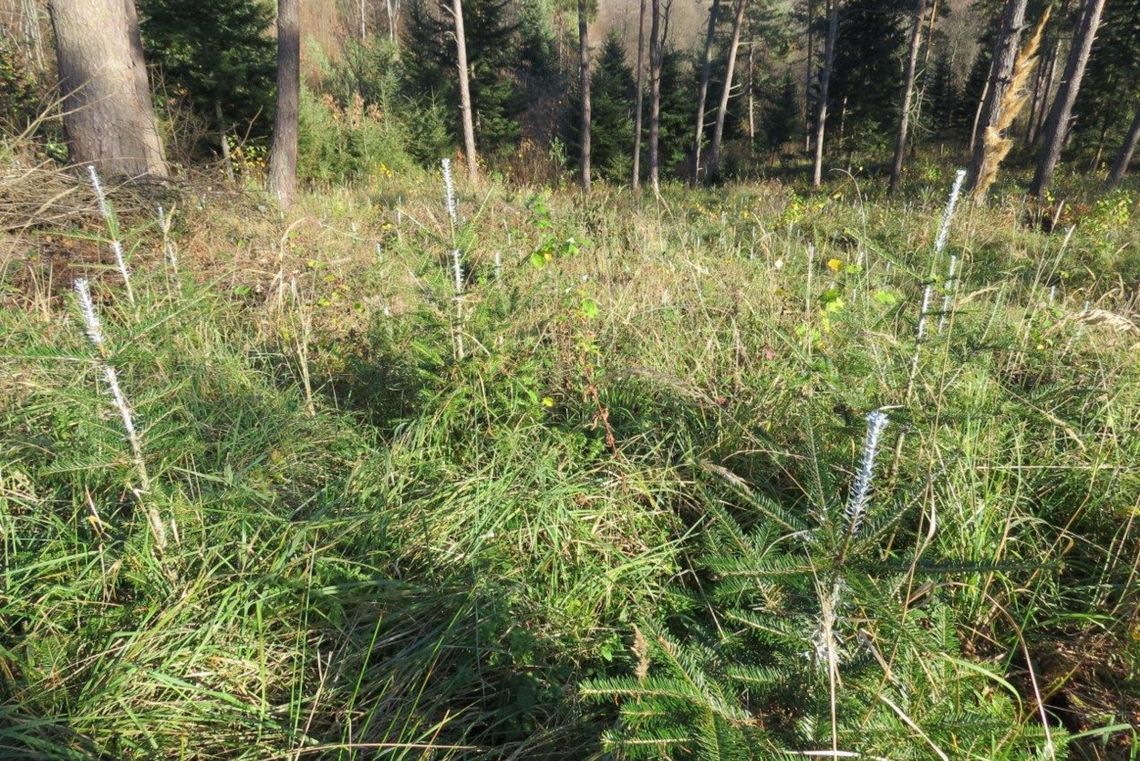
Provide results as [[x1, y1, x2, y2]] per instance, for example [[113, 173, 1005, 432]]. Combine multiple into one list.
[[0, 162, 1137, 759]]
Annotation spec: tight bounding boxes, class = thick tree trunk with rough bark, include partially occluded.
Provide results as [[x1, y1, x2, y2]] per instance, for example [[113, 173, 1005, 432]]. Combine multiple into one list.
[[692, 0, 721, 181], [452, 0, 478, 180], [268, 0, 299, 207], [965, 0, 1027, 192], [1029, 0, 1105, 197], [48, 0, 167, 178], [1105, 105, 1140, 190], [707, 0, 748, 181], [888, 0, 928, 194], [648, 0, 662, 193], [632, 0, 646, 188], [578, 0, 591, 191], [811, 0, 838, 188]]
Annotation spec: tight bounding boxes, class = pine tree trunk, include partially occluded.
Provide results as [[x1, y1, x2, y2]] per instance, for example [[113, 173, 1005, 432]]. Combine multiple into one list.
[[888, 0, 928, 194], [452, 0, 478, 181], [48, 0, 167, 178], [908, 0, 939, 145], [1029, 0, 1105, 197], [386, 0, 400, 45], [268, 0, 299, 207], [1024, 32, 1050, 143], [804, 0, 813, 151], [968, 59, 993, 153], [921, 0, 939, 68], [707, 0, 748, 181], [692, 0, 722, 182], [648, 0, 662, 193], [1089, 112, 1110, 170], [1105, 105, 1140, 190], [811, 0, 838, 188], [965, 0, 1027, 192], [20, 0, 46, 73], [1031, 39, 1060, 145], [746, 41, 755, 151], [578, 0, 591, 191], [632, 0, 647, 188]]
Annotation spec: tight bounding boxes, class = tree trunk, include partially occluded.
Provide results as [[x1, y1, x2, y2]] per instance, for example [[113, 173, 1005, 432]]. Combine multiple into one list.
[[965, 0, 1027, 192], [888, 0, 928, 194], [1025, 33, 1050, 143], [804, 0, 813, 151], [20, 0, 46, 72], [692, 0, 722, 182], [811, 0, 838, 188], [746, 40, 755, 151], [1033, 38, 1060, 145], [707, 0, 748, 181], [967, 58, 993, 153], [386, 0, 401, 45], [920, 0, 939, 68], [452, 0, 478, 181], [1089, 111, 1110, 170], [1105, 105, 1140, 190], [1029, 0, 1105, 197], [268, 0, 299, 208], [578, 0, 591, 191], [648, 0, 662, 193], [909, 0, 939, 146], [48, 0, 167, 178], [216, 101, 235, 182], [632, 0, 647, 188]]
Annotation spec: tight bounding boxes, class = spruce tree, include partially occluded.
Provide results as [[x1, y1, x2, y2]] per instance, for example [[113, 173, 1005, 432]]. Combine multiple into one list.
[[1071, 0, 1140, 162], [568, 32, 635, 182], [926, 51, 961, 139], [657, 48, 697, 175], [401, 0, 524, 157], [828, 0, 910, 148], [763, 73, 800, 153], [138, 0, 276, 138]]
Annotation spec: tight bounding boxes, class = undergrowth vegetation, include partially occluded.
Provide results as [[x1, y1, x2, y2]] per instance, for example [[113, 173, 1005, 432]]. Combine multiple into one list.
[[1, 161, 1138, 759]]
